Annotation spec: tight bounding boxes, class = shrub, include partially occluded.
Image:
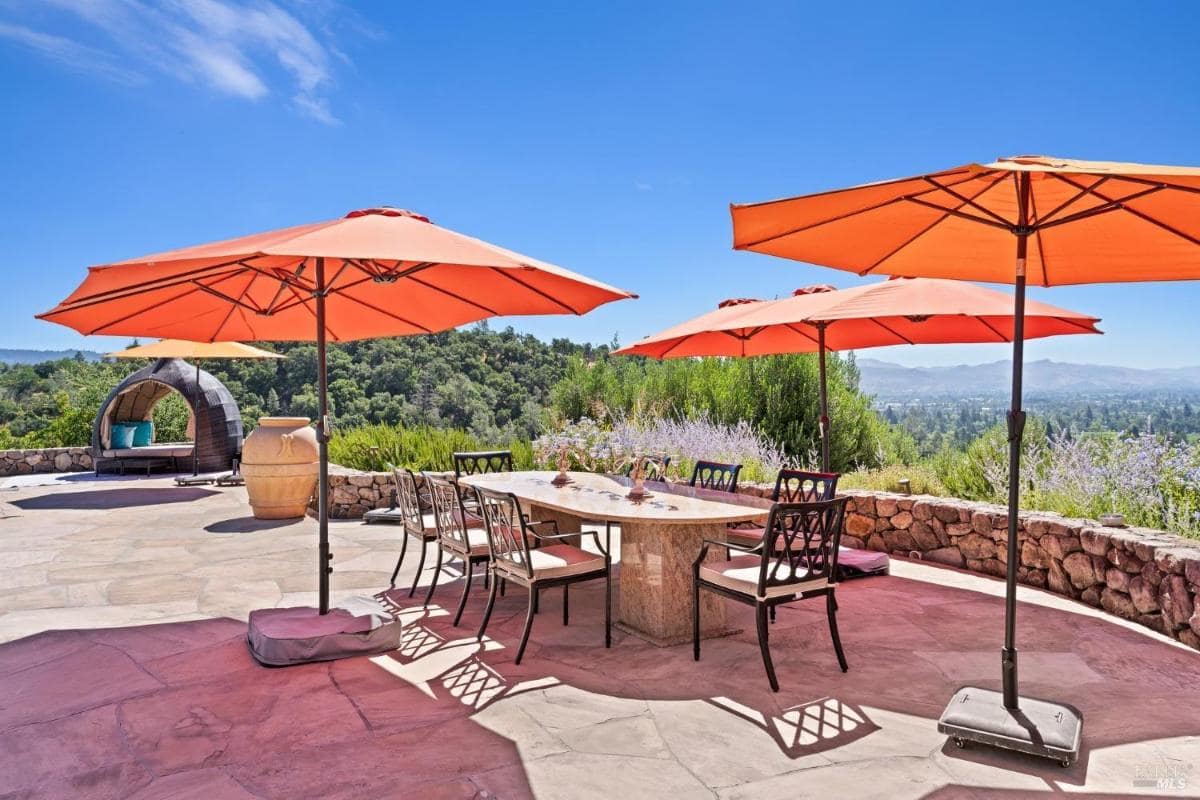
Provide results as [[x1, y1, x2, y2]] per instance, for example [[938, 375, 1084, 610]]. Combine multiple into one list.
[[329, 422, 533, 472], [533, 415, 794, 484], [840, 463, 947, 496]]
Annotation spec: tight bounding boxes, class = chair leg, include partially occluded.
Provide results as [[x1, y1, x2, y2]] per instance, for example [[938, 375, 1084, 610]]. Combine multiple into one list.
[[453, 558, 474, 627], [475, 573, 499, 642], [515, 585, 537, 664], [826, 592, 848, 672], [562, 584, 569, 626], [532, 587, 540, 614], [756, 603, 779, 692], [770, 605, 776, 624], [604, 564, 612, 648], [500, 577, 506, 597], [390, 531, 409, 587], [422, 547, 444, 608], [692, 579, 701, 661], [407, 537, 428, 598]]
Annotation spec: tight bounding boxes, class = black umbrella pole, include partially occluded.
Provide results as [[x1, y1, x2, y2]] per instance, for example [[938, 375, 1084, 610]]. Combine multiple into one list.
[[316, 258, 331, 615], [817, 324, 831, 473], [1002, 255, 1029, 710], [193, 361, 202, 476]]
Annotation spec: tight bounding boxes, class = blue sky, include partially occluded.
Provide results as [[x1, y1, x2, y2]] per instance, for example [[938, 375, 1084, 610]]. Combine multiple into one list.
[[1, 1, 1198, 367]]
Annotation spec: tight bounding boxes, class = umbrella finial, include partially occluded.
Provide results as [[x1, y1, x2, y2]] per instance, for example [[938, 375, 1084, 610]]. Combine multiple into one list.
[[344, 207, 431, 222], [717, 297, 761, 308]]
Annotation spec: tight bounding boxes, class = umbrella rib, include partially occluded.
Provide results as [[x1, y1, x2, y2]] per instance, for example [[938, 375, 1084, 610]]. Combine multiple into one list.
[[1051, 315, 1101, 334], [782, 322, 821, 345], [975, 316, 1011, 343], [1036, 176, 1111, 225], [1029, 186, 1050, 286], [900, 197, 1011, 229], [1111, 174, 1200, 198], [81, 283, 207, 335], [278, 281, 343, 342], [403, 274, 500, 316], [1035, 184, 1167, 231], [736, 171, 997, 249], [1048, 174, 1200, 247], [59, 257, 256, 306], [732, 165, 984, 210], [656, 337, 689, 358], [490, 268, 579, 314], [264, 260, 308, 315], [211, 270, 261, 342], [921, 176, 1013, 227], [869, 318, 915, 346], [861, 172, 1011, 275]]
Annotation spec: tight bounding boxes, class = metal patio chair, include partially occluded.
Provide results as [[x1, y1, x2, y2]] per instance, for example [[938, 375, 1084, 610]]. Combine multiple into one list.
[[688, 460, 742, 493], [387, 467, 438, 597], [422, 472, 498, 625], [693, 497, 850, 692], [474, 486, 612, 664]]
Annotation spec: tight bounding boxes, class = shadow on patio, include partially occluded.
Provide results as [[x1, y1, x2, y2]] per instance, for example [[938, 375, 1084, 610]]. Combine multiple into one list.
[[1, 563, 1197, 798], [11, 486, 219, 511]]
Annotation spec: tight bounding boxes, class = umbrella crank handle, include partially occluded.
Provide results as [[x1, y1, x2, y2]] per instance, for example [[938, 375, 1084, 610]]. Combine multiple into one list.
[[320, 414, 333, 442]]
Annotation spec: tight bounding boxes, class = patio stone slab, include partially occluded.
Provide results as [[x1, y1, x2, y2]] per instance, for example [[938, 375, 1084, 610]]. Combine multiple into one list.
[[2, 475, 1200, 799]]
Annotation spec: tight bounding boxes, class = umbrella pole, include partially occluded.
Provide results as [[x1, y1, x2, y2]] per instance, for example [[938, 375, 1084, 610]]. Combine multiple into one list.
[[316, 257, 331, 615], [193, 360, 202, 476], [1002, 257, 1027, 710], [817, 323, 831, 473]]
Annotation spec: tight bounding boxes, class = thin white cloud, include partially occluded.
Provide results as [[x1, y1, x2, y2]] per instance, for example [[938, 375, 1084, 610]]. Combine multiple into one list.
[[0, 20, 144, 86], [2, 0, 349, 124]]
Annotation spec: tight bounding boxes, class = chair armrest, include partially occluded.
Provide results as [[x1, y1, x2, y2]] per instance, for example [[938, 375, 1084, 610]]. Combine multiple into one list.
[[702, 537, 759, 554]]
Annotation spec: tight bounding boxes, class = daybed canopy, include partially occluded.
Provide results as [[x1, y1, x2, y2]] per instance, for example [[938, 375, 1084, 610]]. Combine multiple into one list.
[[92, 357, 243, 472]]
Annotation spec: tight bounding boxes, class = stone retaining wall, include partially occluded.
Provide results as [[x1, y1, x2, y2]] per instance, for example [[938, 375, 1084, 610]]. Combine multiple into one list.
[[0, 447, 93, 476], [737, 482, 1200, 652], [320, 465, 1200, 652]]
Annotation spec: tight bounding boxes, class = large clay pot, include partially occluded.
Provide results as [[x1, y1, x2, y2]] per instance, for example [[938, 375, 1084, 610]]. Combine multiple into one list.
[[241, 417, 320, 519]]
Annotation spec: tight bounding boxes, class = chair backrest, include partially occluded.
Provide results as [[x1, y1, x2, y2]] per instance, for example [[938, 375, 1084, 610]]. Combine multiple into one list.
[[473, 486, 535, 579], [772, 469, 839, 503], [689, 460, 742, 493], [422, 472, 473, 552], [392, 467, 425, 538], [453, 450, 513, 477], [757, 498, 849, 595]]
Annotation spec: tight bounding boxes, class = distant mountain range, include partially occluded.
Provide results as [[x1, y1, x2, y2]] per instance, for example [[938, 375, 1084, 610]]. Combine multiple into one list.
[[857, 358, 1200, 399], [0, 349, 103, 365]]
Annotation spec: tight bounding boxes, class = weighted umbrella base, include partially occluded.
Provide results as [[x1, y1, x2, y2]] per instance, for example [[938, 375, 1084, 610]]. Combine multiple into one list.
[[247, 598, 402, 666], [176, 473, 219, 486], [938, 686, 1082, 767]]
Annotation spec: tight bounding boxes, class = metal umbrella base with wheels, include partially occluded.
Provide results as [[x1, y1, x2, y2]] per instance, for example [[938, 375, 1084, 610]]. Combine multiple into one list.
[[940, 687, 1082, 768]]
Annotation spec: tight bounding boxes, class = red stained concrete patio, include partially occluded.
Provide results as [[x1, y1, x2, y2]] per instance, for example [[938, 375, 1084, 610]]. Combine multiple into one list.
[[1, 475, 1198, 799]]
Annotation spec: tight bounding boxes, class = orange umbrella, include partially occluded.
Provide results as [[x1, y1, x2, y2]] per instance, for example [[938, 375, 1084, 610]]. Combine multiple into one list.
[[40, 207, 635, 614], [731, 155, 1200, 765], [616, 277, 1101, 470]]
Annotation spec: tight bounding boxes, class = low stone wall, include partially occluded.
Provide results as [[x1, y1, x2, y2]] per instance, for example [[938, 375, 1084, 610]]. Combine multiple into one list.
[[0, 447, 93, 476], [319, 465, 1200, 652], [322, 465, 395, 518], [737, 482, 1200, 652]]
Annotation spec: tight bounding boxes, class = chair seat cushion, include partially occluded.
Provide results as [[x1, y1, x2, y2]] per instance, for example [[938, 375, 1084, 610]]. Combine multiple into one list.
[[699, 554, 828, 599], [500, 544, 605, 580], [444, 526, 491, 557]]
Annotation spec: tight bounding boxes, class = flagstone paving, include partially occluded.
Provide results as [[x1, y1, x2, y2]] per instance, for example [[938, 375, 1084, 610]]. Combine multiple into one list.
[[1, 475, 1198, 798]]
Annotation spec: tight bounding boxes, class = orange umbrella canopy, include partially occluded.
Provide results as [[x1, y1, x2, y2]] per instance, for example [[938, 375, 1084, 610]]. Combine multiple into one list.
[[615, 277, 1101, 359], [731, 155, 1200, 285], [39, 207, 635, 341], [106, 339, 283, 360]]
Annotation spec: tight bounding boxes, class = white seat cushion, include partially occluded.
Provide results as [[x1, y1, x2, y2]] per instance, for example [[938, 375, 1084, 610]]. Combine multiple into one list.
[[498, 543, 605, 580], [444, 526, 491, 557], [699, 554, 828, 599]]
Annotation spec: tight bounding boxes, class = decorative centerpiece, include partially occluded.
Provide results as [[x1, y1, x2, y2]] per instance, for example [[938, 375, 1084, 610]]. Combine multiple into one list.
[[623, 455, 668, 500], [534, 431, 591, 487]]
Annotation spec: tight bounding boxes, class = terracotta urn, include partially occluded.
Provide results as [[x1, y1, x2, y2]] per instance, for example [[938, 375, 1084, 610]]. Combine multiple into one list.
[[241, 417, 320, 519]]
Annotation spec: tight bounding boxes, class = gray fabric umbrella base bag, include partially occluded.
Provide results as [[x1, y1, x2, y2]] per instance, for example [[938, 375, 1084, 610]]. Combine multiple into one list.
[[247, 596, 402, 666]]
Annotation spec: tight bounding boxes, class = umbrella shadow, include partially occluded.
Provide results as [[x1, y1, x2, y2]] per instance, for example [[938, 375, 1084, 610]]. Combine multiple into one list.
[[12, 487, 218, 510], [205, 517, 301, 534]]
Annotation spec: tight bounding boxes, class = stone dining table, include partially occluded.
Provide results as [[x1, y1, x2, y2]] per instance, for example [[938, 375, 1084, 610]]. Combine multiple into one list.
[[458, 471, 773, 646]]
